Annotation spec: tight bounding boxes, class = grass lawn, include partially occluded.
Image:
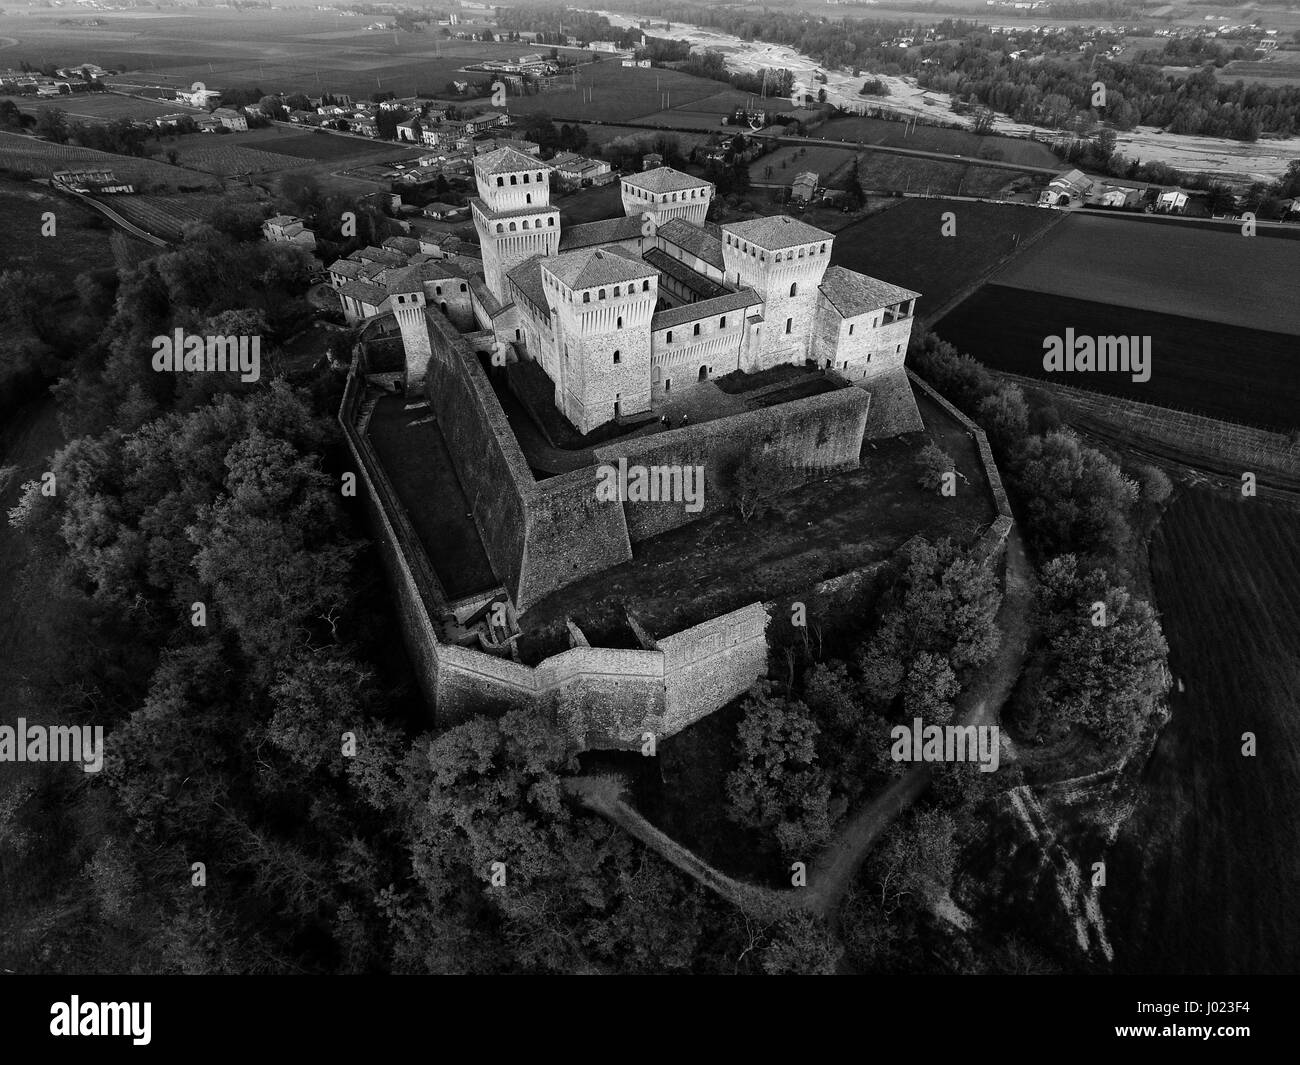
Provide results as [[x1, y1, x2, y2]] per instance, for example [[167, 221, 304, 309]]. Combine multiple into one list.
[[555, 181, 624, 226], [933, 284, 1300, 431], [750, 143, 856, 186], [820, 114, 1061, 168], [1106, 489, 1300, 973]]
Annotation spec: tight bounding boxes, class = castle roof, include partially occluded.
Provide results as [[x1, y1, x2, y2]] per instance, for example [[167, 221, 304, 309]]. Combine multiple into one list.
[[624, 166, 712, 195], [651, 287, 762, 331], [721, 215, 832, 251], [818, 266, 919, 317], [557, 214, 645, 251], [338, 279, 389, 306], [643, 247, 729, 301], [381, 265, 429, 295], [544, 245, 657, 291], [656, 216, 723, 270], [506, 255, 548, 315], [475, 145, 552, 176]]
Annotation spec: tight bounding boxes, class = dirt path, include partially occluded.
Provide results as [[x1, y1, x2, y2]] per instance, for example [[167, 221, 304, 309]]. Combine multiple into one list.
[[804, 525, 1034, 916]]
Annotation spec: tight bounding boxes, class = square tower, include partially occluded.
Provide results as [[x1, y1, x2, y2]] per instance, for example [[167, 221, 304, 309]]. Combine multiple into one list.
[[472, 146, 561, 303], [542, 247, 659, 435], [621, 167, 713, 231], [720, 216, 834, 371]]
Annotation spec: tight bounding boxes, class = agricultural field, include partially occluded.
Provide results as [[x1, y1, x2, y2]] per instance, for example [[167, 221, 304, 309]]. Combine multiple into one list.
[[0, 129, 219, 190], [832, 198, 1062, 318], [0, 175, 121, 274], [990, 213, 1300, 336], [238, 129, 418, 162], [1217, 56, 1300, 88], [555, 181, 624, 227], [819, 114, 1062, 168], [933, 285, 1300, 431], [169, 142, 316, 176], [1106, 489, 1300, 974], [750, 144, 855, 187], [99, 192, 253, 242], [4, 91, 182, 125], [856, 151, 1028, 198], [504, 64, 732, 124]]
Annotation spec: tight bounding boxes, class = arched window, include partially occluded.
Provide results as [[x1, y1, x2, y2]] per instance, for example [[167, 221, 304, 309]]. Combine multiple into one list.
[[461, 283, 467, 292], [617, 316, 623, 328], [693, 323, 700, 336], [526, 193, 532, 204], [642, 280, 649, 291], [495, 223, 503, 233], [613, 350, 621, 364], [509, 222, 516, 231], [548, 217, 555, 226], [435, 285, 442, 296], [613, 285, 620, 296], [598, 289, 606, 299], [848, 323, 854, 335], [789, 282, 798, 297], [698, 365, 707, 381], [496, 176, 504, 187], [820, 243, 827, 254], [510, 174, 517, 185], [583, 292, 590, 303], [666, 330, 673, 343], [522, 219, 529, 229], [719, 316, 726, 328], [785, 318, 793, 334], [523, 173, 529, 183]]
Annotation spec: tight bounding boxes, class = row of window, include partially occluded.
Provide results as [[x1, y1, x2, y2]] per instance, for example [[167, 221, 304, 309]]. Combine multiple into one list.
[[623, 183, 707, 204], [580, 280, 652, 302], [663, 315, 730, 343], [493, 217, 555, 233], [493, 172, 546, 186], [723, 234, 829, 263]]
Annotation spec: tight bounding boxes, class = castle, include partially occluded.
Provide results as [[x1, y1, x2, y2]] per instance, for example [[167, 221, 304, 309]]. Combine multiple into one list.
[[331, 147, 936, 747], [331, 147, 921, 435]]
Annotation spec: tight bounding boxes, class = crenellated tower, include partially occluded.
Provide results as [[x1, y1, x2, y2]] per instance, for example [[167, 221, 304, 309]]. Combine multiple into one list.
[[720, 216, 834, 371], [542, 247, 659, 435], [472, 146, 561, 304], [621, 166, 713, 232]]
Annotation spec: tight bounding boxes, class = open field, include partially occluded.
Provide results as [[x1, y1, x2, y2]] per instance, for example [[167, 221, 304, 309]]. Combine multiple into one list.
[[856, 152, 1029, 198], [0, 175, 121, 275], [3, 91, 183, 125], [555, 181, 625, 227], [505, 64, 732, 124], [98, 192, 252, 242], [169, 142, 315, 176], [238, 129, 418, 162], [818, 115, 1062, 168], [750, 143, 855, 187], [1106, 489, 1300, 974], [990, 213, 1300, 336], [0, 129, 219, 189], [833, 198, 1061, 318], [934, 285, 1300, 431]]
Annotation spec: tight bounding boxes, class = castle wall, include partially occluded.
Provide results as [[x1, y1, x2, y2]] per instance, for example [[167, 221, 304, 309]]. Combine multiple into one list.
[[592, 384, 871, 541], [659, 602, 769, 736]]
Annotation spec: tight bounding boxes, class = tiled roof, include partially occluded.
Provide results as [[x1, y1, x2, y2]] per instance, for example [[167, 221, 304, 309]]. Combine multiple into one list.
[[475, 145, 552, 176], [328, 259, 365, 278], [651, 288, 761, 331], [624, 166, 712, 195], [472, 277, 506, 318], [643, 247, 729, 301], [818, 265, 919, 318], [338, 279, 389, 306], [721, 215, 833, 251], [351, 246, 407, 265], [557, 214, 644, 251], [656, 217, 723, 270], [382, 236, 422, 255], [544, 245, 657, 290], [382, 265, 429, 294], [505, 256, 548, 316]]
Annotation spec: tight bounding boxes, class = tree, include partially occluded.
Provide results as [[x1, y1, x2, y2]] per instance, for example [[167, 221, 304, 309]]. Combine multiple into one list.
[[916, 442, 953, 493], [726, 683, 833, 859], [35, 106, 68, 143], [729, 450, 799, 520]]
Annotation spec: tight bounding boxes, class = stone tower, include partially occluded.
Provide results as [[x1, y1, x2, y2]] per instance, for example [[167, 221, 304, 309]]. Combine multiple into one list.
[[387, 271, 434, 391], [472, 146, 561, 304], [720, 216, 834, 371], [620, 166, 713, 232], [543, 247, 659, 435]]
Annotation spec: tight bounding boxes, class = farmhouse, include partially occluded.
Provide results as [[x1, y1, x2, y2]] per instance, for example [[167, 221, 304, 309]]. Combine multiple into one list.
[[549, 152, 614, 190], [791, 171, 819, 204], [263, 214, 317, 250]]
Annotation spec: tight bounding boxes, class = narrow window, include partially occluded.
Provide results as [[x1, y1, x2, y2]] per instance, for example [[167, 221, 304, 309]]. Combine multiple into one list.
[[666, 330, 673, 343], [789, 282, 797, 297], [617, 316, 623, 328], [720, 316, 726, 328], [510, 174, 517, 185], [599, 288, 606, 300], [848, 323, 854, 335], [583, 292, 590, 303], [785, 318, 792, 334], [665, 378, 671, 392], [693, 323, 700, 336], [496, 176, 503, 187], [613, 350, 621, 364]]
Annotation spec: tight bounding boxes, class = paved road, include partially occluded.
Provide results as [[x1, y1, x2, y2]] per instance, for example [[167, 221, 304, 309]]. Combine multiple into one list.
[[49, 184, 169, 247]]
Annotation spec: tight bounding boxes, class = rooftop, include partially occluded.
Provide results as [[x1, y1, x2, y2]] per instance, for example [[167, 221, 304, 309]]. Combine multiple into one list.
[[656, 216, 724, 270], [544, 245, 658, 291], [818, 266, 919, 318], [651, 288, 762, 331], [721, 215, 833, 251], [557, 214, 645, 251], [643, 247, 730, 302], [475, 145, 552, 176], [624, 166, 713, 195]]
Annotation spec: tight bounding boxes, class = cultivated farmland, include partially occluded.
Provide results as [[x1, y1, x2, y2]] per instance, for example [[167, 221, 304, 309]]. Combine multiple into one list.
[[750, 144, 856, 187], [933, 285, 1300, 431], [5, 92, 183, 125], [990, 212, 1300, 336], [833, 198, 1062, 318], [855, 152, 1027, 197], [99, 192, 252, 242], [0, 129, 219, 189], [169, 143, 317, 176], [1106, 489, 1300, 974], [819, 114, 1062, 168]]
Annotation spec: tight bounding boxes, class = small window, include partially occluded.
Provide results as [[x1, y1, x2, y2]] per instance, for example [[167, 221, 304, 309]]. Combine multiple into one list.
[[548, 217, 554, 226], [848, 323, 854, 335], [789, 282, 798, 297], [613, 350, 621, 364], [526, 193, 532, 204], [665, 378, 671, 392], [613, 285, 620, 296], [509, 222, 516, 232], [522, 219, 529, 229], [435, 285, 442, 296], [642, 280, 650, 291], [583, 292, 590, 303], [896, 344, 902, 353], [719, 316, 726, 328], [666, 330, 673, 343], [495, 223, 503, 233], [599, 289, 606, 300], [510, 174, 517, 185], [495, 176, 503, 187], [461, 283, 467, 292], [617, 316, 623, 328], [785, 318, 793, 334], [523, 173, 529, 183], [693, 323, 700, 336]]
